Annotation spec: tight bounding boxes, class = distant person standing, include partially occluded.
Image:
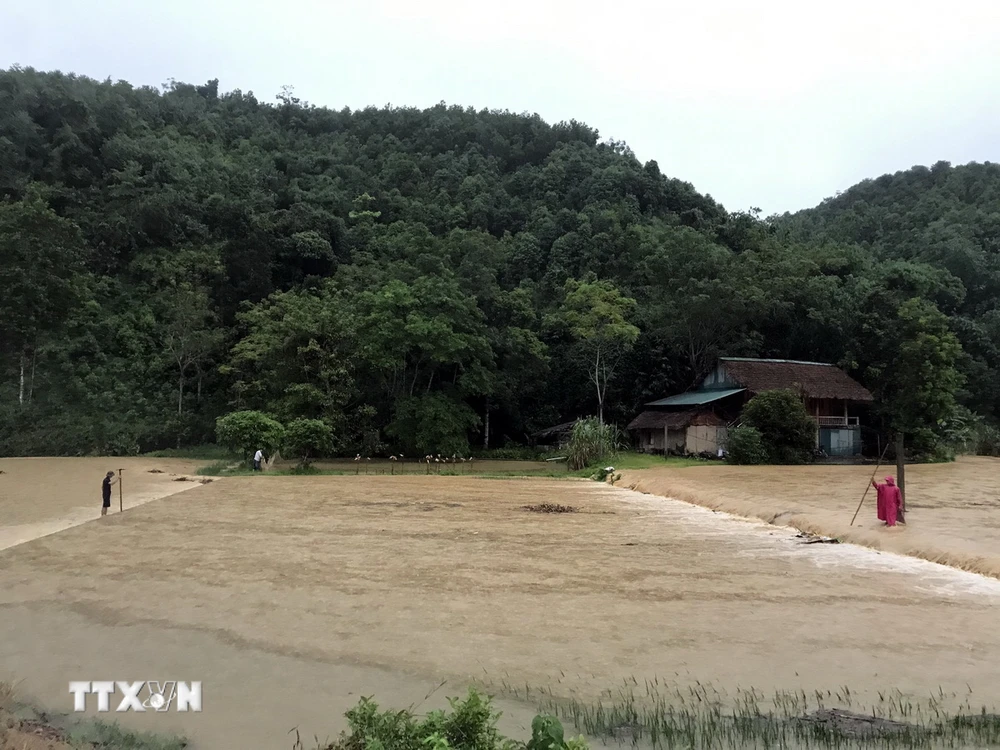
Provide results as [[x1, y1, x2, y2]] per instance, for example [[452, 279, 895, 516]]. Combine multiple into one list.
[[871, 476, 903, 527], [101, 471, 118, 516], [253, 449, 264, 472]]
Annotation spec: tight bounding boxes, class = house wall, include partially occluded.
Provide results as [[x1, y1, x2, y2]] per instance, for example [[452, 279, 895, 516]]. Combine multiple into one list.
[[820, 427, 862, 456], [666, 428, 686, 452], [638, 428, 665, 453], [686, 425, 725, 454]]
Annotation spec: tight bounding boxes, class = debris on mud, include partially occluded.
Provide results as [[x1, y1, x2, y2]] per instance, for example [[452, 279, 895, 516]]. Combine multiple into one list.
[[148, 469, 164, 473], [523, 503, 578, 514], [10, 717, 68, 743], [173, 476, 192, 482], [794, 708, 919, 739], [795, 532, 840, 545], [199, 478, 214, 484]]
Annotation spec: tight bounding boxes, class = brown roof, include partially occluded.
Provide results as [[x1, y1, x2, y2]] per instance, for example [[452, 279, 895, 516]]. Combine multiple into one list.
[[718, 358, 873, 402], [531, 421, 576, 440], [627, 409, 725, 431]]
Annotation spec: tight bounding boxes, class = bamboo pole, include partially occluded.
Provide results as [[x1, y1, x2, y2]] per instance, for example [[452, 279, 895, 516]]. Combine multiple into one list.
[[849, 441, 891, 526]]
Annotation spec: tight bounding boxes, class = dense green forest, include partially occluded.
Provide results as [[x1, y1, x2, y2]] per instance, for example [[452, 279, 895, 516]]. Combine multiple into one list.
[[0, 67, 995, 457]]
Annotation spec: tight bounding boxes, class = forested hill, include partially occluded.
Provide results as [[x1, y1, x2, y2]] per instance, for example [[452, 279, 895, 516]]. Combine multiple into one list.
[[780, 162, 1000, 435], [0, 67, 994, 457]]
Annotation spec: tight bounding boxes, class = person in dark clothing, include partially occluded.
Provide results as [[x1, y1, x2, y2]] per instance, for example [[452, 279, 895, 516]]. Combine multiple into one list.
[[101, 471, 118, 516]]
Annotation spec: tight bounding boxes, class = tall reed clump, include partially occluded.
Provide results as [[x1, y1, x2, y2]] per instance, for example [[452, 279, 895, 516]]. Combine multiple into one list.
[[566, 418, 623, 471], [523, 680, 1000, 750], [482, 677, 1000, 750]]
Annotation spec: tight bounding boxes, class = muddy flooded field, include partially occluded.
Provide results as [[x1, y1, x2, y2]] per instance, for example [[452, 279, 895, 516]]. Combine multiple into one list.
[[1, 461, 999, 747], [0, 457, 207, 551], [288, 456, 571, 475], [625, 456, 1000, 578]]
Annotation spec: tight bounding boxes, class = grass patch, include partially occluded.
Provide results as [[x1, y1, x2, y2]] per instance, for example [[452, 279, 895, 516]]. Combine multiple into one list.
[[68, 720, 188, 749], [193, 453, 708, 479], [144, 445, 237, 461], [487, 677, 1000, 750], [0, 682, 185, 750]]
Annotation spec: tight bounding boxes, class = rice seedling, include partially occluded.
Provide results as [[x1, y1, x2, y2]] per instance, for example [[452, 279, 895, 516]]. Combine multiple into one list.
[[477, 675, 1000, 749]]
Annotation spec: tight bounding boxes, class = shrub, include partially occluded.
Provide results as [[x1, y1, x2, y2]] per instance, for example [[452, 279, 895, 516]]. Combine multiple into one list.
[[740, 390, 816, 464], [592, 465, 622, 484], [566, 418, 623, 471], [977, 422, 1000, 456], [471, 445, 546, 461], [283, 418, 334, 466], [309, 689, 588, 750], [215, 410, 284, 460], [725, 425, 768, 465]]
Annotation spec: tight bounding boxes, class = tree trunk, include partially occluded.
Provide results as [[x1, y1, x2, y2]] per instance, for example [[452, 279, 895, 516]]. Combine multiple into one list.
[[594, 348, 603, 423], [484, 400, 490, 450], [18, 353, 25, 407], [895, 432, 906, 516], [178, 371, 184, 415], [196, 368, 203, 403], [28, 350, 36, 403]]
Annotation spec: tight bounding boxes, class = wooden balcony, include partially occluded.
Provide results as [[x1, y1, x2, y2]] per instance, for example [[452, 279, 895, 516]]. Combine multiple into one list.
[[816, 416, 859, 427]]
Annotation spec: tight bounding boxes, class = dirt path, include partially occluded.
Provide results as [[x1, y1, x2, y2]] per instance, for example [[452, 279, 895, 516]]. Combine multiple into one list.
[[0, 457, 207, 551], [623, 457, 1000, 578], [2, 471, 1000, 747]]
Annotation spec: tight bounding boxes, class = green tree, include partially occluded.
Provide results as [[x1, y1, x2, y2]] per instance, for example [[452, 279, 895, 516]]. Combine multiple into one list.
[[875, 298, 964, 454], [386, 394, 480, 456], [724, 425, 768, 465], [550, 278, 639, 422], [0, 191, 87, 406], [283, 418, 334, 466], [226, 286, 358, 425], [157, 283, 223, 416], [740, 389, 817, 464], [215, 410, 284, 460]]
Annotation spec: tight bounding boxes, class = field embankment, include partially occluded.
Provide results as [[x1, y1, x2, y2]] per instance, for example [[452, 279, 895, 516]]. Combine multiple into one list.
[[623, 456, 1000, 579], [0, 457, 209, 551]]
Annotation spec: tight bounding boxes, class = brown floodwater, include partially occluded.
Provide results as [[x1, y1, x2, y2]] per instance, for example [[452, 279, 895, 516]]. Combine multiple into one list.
[[1, 462, 999, 748]]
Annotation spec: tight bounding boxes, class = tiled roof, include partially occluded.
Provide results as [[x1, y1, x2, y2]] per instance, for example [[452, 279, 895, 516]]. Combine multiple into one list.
[[718, 358, 873, 402]]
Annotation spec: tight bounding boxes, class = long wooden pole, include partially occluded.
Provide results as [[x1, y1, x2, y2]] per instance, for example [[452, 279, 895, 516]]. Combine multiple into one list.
[[118, 468, 124, 513], [850, 440, 891, 526], [895, 432, 906, 522]]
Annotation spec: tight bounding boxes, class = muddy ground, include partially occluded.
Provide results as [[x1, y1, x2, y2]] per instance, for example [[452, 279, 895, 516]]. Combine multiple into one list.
[[624, 456, 1000, 577], [1, 461, 999, 747], [0, 457, 207, 551]]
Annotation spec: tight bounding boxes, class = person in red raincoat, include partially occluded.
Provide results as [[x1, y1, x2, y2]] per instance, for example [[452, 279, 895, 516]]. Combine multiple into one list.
[[871, 476, 903, 526]]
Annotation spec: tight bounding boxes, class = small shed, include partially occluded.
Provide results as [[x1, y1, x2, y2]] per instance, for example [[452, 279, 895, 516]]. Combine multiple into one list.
[[627, 408, 727, 455], [531, 421, 576, 449]]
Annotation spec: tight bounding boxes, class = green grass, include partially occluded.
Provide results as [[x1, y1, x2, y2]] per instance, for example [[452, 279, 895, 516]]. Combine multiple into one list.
[[193, 452, 709, 479], [483, 677, 1000, 750], [144, 444, 238, 461], [68, 720, 188, 749]]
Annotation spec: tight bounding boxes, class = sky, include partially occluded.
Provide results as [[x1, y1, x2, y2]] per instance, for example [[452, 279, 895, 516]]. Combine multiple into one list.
[[2, 0, 1000, 215]]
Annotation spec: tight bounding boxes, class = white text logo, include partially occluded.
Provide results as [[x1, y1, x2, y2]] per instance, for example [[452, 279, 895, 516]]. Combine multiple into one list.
[[69, 681, 202, 712]]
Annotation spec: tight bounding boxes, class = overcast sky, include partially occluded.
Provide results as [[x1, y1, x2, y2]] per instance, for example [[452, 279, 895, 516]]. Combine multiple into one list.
[[3, 0, 999, 215]]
